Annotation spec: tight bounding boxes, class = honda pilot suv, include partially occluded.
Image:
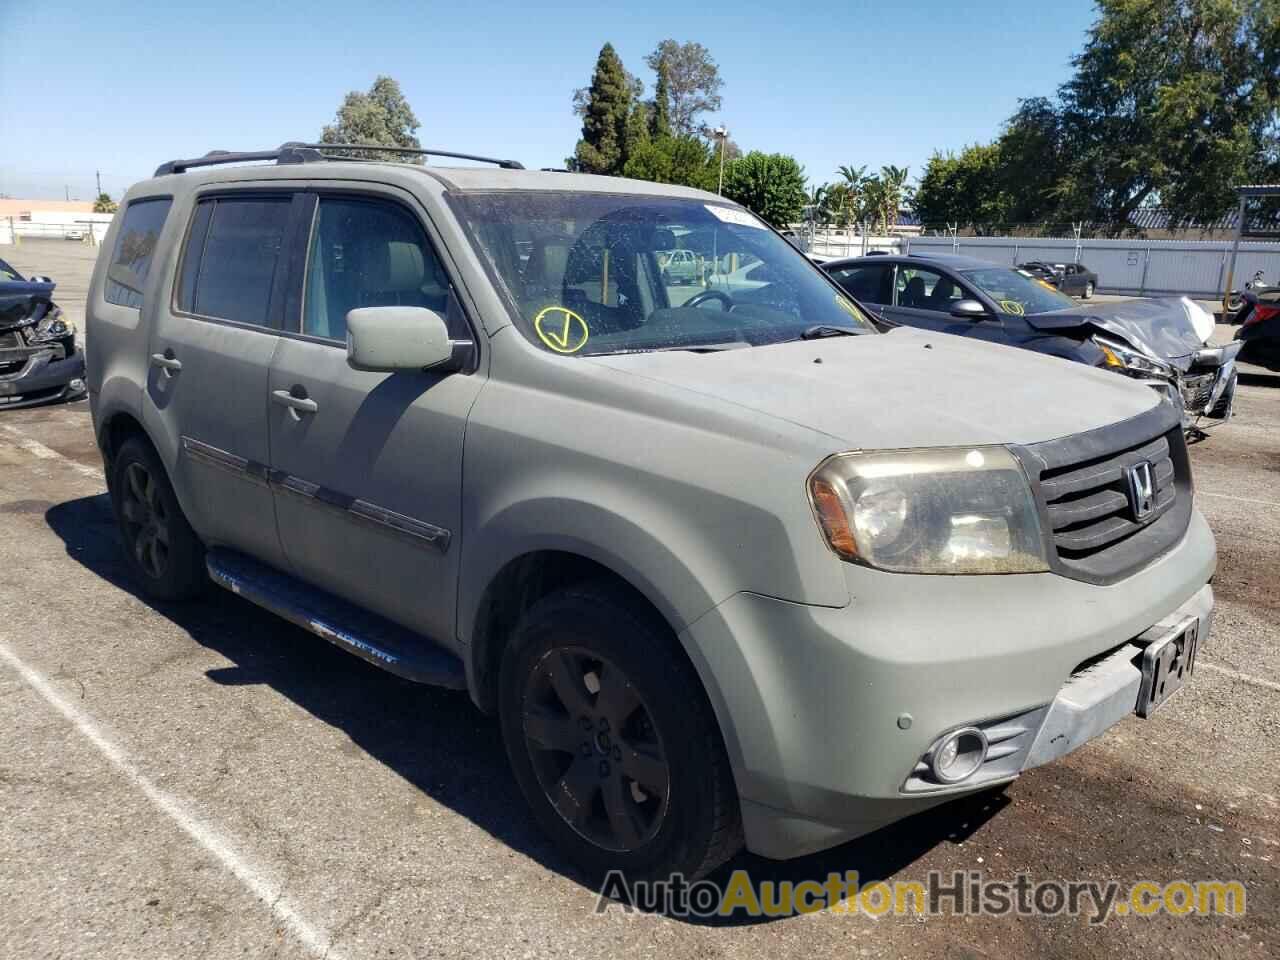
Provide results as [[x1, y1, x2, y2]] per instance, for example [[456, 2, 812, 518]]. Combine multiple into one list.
[[87, 143, 1215, 882]]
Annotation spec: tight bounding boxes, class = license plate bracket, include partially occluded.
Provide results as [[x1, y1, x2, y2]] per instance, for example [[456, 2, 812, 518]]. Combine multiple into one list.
[[1136, 616, 1199, 718]]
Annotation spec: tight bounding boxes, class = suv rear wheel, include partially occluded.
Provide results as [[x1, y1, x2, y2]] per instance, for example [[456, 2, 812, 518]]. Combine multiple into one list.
[[499, 582, 742, 882], [109, 436, 206, 600]]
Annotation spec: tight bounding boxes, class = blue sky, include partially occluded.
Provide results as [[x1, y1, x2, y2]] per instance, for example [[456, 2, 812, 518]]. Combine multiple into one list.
[[0, 0, 1098, 201]]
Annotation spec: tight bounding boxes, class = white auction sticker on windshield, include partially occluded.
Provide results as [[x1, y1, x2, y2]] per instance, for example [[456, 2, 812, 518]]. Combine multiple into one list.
[[705, 205, 766, 229]]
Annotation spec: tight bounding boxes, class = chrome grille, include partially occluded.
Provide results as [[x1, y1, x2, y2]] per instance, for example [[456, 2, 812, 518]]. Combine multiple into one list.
[[1181, 373, 1214, 413], [1019, 404, 1192, 584]]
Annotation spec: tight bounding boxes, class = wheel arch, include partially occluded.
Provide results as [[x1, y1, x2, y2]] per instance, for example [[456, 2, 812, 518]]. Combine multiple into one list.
[[466, 547, 708, 719]]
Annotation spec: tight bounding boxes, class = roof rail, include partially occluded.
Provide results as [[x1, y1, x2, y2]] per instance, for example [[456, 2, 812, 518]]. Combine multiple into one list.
[[154, 141, 524, 178], [299, 142, 524, 169], [154, 143, 324, 177]]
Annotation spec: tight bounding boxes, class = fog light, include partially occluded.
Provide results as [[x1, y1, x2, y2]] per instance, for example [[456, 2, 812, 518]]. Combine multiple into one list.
[[69, 378, 85, 393], [929, 727, 988, 784]]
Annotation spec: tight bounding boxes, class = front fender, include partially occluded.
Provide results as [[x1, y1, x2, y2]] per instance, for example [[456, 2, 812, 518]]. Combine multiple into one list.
[[458, 497, 720, 648]]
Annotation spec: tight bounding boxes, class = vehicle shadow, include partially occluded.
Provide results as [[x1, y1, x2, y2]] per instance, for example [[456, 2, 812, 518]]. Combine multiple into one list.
[[1239, 370, 1280, 388], [44, 491, 1007, 927]]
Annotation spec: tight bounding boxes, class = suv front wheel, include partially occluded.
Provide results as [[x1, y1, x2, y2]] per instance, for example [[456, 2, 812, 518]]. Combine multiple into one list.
[[499, 582, 742, 883], [108, 436, 206, 600]]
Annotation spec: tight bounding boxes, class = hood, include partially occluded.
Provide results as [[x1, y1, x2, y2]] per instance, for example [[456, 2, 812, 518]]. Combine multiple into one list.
[[1025, 297, 1211, 369], [0, 277, 56, 330], [588, 327, 1161, 451]]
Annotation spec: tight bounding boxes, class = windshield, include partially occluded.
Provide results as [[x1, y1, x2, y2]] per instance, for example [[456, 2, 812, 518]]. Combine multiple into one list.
[[452, 192, 874, 355], [961, 267, 1074, 316]]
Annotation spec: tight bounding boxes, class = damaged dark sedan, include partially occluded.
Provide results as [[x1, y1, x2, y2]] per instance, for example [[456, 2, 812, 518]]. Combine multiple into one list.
[[0, 257, 85, 408], [824, 253, 1238, 431]]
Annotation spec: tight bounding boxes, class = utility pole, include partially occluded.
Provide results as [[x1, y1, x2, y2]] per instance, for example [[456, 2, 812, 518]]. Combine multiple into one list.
[[714, 125, 728, 196], [96, 170, 102, 197], [65, 185, 70, 202]]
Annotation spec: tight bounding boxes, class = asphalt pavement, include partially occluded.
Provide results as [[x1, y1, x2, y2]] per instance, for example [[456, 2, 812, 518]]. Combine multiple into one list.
[[0, 241, 1276, 959]]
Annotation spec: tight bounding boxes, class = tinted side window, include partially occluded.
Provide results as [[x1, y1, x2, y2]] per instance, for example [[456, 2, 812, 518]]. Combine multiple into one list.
[[184, 197, 291, 327], [829, 264, 892, 304], [105, 198, 173, 308], [304, 197, 455, 341], [895, 266, 967, 312]]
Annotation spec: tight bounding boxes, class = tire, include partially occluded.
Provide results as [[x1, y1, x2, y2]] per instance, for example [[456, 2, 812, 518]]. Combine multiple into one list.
[[1083, 280, 1094, 299], [108, 436, 206, 600], [499, 582, 742, 883]]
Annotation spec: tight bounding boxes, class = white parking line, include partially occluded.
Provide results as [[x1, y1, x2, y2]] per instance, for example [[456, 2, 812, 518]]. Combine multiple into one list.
[[1199, 660, 1280, 693], [0, 424, 103, 482], [1197, 491, 1280, 509], [0, 639, 346, 960]]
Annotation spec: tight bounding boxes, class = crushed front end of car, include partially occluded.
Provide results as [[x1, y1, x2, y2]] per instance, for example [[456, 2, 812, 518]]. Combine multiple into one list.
[[1031, 297, 1240, 431], [0, 277, 86, 409]]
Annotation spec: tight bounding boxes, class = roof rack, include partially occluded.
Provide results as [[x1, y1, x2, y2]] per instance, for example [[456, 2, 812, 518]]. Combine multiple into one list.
[[305, 142, 524, 169], [153, 141, 523, 177]]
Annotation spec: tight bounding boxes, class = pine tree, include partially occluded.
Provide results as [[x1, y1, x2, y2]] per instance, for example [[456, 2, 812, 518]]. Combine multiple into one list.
[[650, 59, 672, 141], [622, 101, 651, 170], [573, 43, 633, 175]]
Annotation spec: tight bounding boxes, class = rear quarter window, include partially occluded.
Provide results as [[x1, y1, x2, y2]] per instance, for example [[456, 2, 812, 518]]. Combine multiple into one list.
[[104, 198, 173, 308]]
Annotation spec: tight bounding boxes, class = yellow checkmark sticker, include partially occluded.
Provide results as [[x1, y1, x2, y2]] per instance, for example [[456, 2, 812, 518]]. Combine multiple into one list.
[[534, 306, 589, 354], [835, 295, 860, 319]]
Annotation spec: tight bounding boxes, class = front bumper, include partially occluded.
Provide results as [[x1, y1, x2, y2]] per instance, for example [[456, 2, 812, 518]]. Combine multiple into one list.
[[681, 509, 1216, 860], [0, 349, 86, 409], [1177, 342, 1242, 422]]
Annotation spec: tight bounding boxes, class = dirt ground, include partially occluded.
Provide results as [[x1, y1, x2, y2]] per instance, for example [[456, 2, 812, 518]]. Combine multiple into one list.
[[0, 239, 1276, 959]]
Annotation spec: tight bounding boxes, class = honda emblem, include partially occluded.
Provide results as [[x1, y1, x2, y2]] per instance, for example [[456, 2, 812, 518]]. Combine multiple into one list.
[[1126, 460, 1156, 521]]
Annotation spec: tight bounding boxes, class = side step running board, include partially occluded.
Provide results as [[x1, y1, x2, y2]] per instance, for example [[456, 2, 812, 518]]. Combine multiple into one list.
[[206, 549, 467, 689]]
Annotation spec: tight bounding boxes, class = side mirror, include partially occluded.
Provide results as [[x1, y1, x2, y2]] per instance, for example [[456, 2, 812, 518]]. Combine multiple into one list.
[[950, 299, 989, 320], [346, 306, 457, 373]]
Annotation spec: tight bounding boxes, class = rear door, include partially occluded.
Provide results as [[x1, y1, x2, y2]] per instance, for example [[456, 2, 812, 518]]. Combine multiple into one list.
[[826, 262, 894, 320], [145, 189, 304, 568], [266, 188, 482, 645]]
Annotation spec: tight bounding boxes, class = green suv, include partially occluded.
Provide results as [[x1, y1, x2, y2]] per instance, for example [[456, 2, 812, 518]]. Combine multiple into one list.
[[86, 143, 1214, 882]]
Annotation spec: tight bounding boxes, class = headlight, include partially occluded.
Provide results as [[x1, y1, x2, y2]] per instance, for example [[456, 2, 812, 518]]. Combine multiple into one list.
[[29, 310, 74, 344], [1092, 334, 1173, 379], [808, 446, 1048, 574]]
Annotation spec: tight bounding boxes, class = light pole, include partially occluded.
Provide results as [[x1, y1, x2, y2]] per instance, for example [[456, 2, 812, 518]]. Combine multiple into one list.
[[714, 125, 728, 195]]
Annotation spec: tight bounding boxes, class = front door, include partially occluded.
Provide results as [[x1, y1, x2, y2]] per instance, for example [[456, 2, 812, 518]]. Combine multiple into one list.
[[145, 190, 302, 569], [882, 264, 971, 333], [267, 191, 482, 645]]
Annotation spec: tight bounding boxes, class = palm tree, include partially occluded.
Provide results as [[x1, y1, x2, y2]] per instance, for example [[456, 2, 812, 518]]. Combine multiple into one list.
[[92, 193, 118, 214], [876, 165, 911, 232], [834, 165, 868, 228]]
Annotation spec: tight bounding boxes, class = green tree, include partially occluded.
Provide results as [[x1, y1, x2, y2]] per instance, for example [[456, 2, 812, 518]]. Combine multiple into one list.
[[623, 101, 651, 168], [1053, 0, 1279, 225], [92, 193, 118, 214], [622, 135, 717, 190], [915, 146, 1013, 230], [722, 152, 808, 228], [573, 43, 634, 175], [949, 0, 1280, 231], [644, 40, 723, 137], [320, 76, 422, 161], [650, 57, 673, 140], [860, 165, 912, 232]]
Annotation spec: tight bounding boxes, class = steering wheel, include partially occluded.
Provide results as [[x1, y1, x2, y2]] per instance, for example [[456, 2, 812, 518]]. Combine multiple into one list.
[[683, 289, 734, 311]]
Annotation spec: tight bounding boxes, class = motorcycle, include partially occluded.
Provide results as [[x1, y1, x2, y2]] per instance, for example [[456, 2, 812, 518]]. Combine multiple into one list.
[[1227, 269, 1268, 317], [1233, 286, 1280, 372]]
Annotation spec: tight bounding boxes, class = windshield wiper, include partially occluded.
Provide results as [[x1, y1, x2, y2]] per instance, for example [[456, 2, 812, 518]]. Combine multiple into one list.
[[798, 324, 862, 340]]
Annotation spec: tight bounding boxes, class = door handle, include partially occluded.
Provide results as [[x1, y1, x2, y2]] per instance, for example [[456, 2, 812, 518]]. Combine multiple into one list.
[[150, 352, 182, 372], [272, 389, 318, 414]]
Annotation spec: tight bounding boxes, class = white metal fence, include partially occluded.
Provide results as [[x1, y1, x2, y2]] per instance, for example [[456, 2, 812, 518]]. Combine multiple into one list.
[[805, 229, 1280, 299], [0, 217, 112, 246]]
